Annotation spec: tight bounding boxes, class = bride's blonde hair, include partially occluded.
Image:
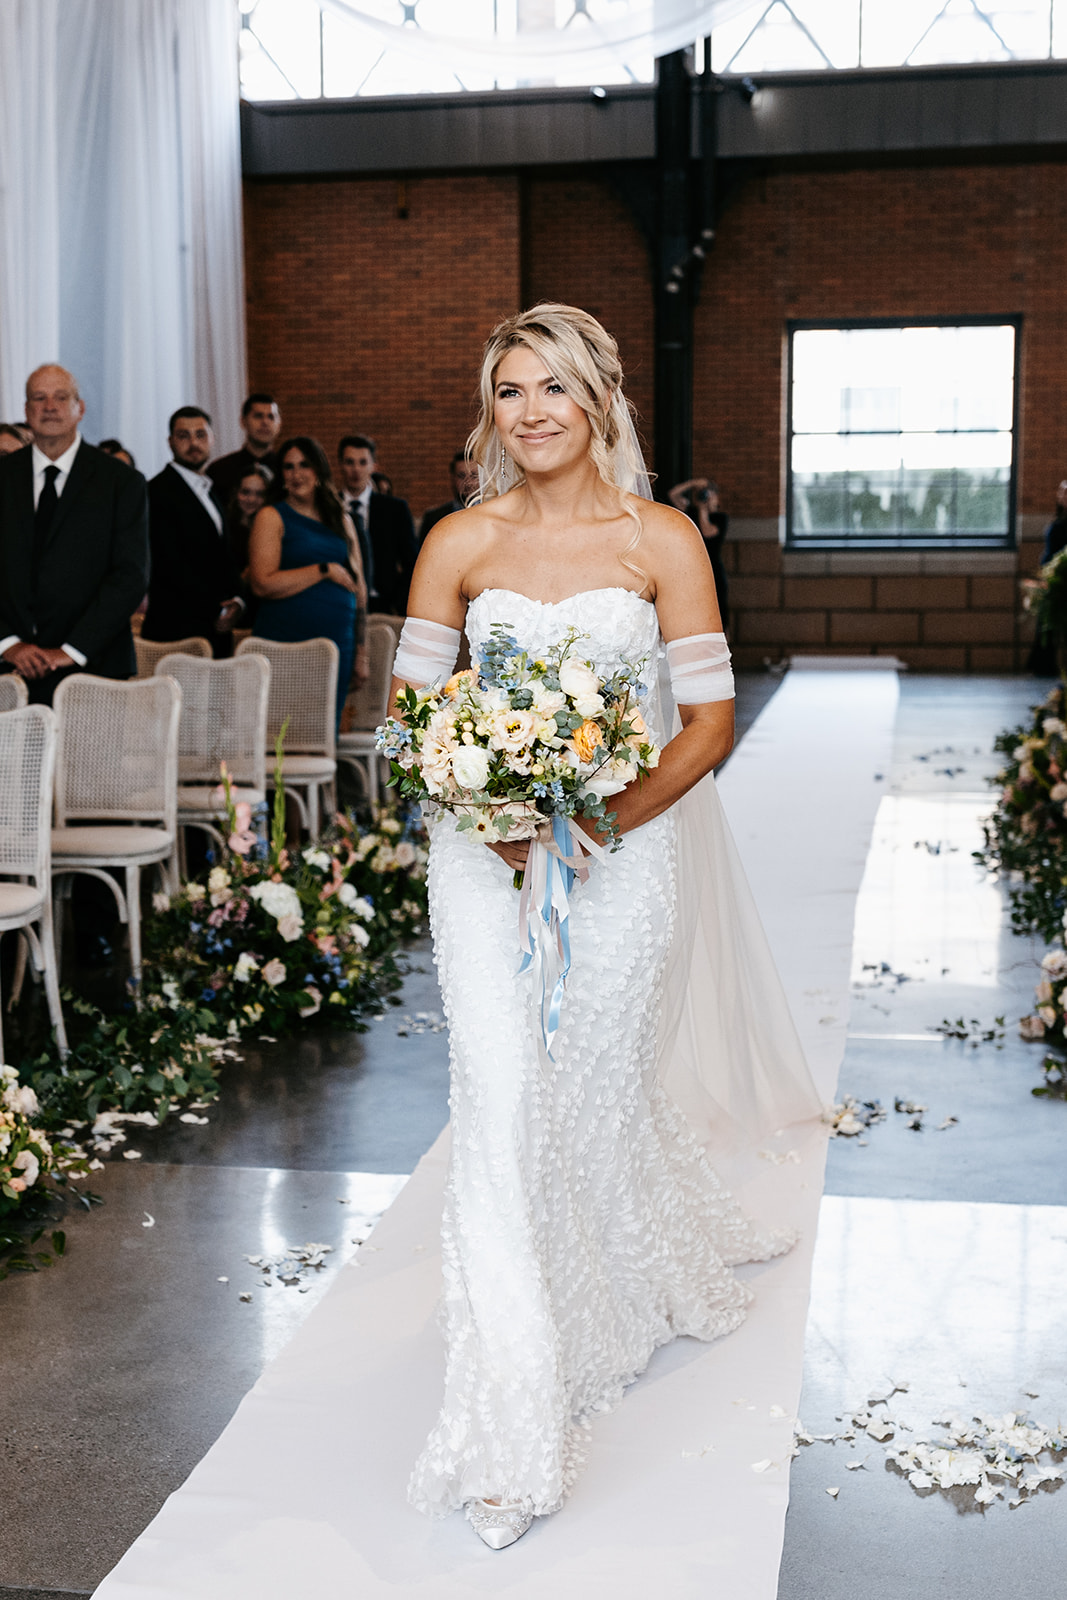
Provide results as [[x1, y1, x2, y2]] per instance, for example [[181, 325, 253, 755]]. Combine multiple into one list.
[[466, 303, 649, 584]]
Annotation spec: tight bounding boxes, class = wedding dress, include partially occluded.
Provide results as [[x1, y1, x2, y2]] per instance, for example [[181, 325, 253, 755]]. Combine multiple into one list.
[[409, 586, 816, 1521]]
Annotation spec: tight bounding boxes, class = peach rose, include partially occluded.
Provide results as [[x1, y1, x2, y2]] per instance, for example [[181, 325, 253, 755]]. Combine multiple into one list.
[[570, 718, 602, 764]]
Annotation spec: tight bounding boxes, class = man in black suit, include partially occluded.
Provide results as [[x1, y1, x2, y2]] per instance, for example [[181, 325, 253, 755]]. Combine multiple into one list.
[[337, 433, 417, 615], [0, 364, 148, 706], [207, 391, 281, 508], [142, 407, 244, 657], [418, 451, 480, 545]]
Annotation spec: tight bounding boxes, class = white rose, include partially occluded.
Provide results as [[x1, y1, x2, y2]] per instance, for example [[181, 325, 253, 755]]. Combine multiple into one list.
[[558, 658, 600, 701], [13, 1149, 39, 1188], [349, 922, 370, 948], [582, 759, 633, 799], [530, 682, 566, 716], [573, 693, 606, 720], [233, 952, 259, 983], [337, 882, 358, 908], [152, 891, 171, 913], [452, 745, 491, 791], [298, 987, 322, 1018], [393, 841, 416, 869], [207, 866, 230, 894], [262, 957, 287, 987], [3, 1084, 40, 1118], [350, 895, 374, 920], [277, 914, 303, 943], [302, 847, 331, 871], [1041, 949, 1067, 977]]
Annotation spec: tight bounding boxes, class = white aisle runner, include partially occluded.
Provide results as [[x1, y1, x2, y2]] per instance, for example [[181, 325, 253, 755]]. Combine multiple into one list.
[[95, 670, 897, 1600]]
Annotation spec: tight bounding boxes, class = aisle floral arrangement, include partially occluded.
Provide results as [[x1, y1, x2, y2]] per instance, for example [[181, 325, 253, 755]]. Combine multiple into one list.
[[141, 765, 427, 1038], [2, 752, 429, 1270], [980, 682, 1067, 1094], [976, 682, 1067, 943]]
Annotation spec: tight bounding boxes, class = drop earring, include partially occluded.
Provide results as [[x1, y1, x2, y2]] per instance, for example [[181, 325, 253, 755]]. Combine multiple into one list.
[[500, 446, 507, 476]]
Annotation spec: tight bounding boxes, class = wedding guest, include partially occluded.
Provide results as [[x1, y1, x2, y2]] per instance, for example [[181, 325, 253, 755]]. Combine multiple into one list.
[[208, 391, 282, 506], [0, 422, 31, 454], [98, 438, 136, 468], [336, 433, 417, 615], [142, 407, 245, 657], [418, 451, 481, 544], [249, 435, 369, 729], [669, 475, 730, 631], [1040, 477, 1067, 563], [372, 470, 394, 497], [227, 464, 273, 628], [0, 363, 148, 703]]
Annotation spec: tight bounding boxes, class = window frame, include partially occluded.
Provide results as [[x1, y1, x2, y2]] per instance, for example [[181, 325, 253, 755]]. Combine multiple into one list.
[[784, 314, 1021, 552]]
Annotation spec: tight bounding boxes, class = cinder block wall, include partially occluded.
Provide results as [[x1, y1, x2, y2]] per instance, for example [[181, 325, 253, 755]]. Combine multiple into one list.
[[244, 154, 1067, 669]]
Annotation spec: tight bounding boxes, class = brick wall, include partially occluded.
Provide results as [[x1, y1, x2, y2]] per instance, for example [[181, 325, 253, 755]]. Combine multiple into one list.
[[244, 154, 1067, 669], [243, 174, 521, 518]]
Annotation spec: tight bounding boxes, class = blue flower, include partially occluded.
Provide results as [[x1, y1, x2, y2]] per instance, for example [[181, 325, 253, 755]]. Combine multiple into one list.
[[201, 988, 215, 1002]]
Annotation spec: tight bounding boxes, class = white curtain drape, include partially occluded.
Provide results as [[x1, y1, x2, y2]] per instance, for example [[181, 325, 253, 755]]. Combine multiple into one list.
[[317, 0, 756, 78], [0, 0, 246, 476]]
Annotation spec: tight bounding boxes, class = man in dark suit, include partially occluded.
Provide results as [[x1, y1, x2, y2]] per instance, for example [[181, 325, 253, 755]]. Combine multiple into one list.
[[0, 364, 148, 706], [337, 433, 417, 615], [418, 451, 480, 545], [207, 391, 281, 508], [142, 407, 244, 657]]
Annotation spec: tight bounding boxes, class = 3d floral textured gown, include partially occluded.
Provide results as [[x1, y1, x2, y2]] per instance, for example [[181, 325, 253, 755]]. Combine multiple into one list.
[[408, 587, 800, 1519]]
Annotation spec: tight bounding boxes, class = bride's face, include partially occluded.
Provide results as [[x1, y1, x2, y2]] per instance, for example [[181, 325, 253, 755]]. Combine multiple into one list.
[[493, 345, 592, 477]]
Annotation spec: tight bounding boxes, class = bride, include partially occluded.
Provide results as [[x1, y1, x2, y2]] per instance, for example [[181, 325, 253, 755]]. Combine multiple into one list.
[[390, 303, 817, 1550]]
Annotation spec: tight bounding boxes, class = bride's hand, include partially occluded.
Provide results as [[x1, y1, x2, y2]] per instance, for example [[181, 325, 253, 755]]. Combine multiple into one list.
[[488, 838, 532, 872]]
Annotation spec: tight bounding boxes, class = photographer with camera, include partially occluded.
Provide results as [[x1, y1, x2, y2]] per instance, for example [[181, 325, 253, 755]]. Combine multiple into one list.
[[668, 476, 730, 631]]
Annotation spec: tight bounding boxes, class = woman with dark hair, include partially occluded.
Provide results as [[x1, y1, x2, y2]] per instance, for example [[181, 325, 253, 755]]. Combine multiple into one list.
[[227, 463, 272, 577], [97, 437, 135, 467], [248, 435, 368, 727]]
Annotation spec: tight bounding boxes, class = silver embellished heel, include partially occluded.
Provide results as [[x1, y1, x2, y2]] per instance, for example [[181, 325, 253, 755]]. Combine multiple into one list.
[[466, 1498, 533, 1550]]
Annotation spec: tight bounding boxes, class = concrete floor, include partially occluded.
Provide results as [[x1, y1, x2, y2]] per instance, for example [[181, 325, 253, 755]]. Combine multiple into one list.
[[778, 675, 1067, 1599], [2, 672, 1062, 1596]]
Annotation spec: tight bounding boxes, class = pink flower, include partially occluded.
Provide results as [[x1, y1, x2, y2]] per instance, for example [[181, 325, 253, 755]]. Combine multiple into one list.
[[207, 905, 230, 928], [7, 1176, 26, 1194]]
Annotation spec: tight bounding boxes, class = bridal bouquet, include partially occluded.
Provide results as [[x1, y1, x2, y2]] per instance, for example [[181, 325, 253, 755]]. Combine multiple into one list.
[[377, 623, 660, 858]]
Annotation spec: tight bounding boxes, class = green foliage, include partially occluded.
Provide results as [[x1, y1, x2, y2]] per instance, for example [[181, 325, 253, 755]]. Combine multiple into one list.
[[975, 683, 1067, 943]]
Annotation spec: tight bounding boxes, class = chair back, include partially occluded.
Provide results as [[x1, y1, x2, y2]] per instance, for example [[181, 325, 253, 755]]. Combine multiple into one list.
[[135, 636, 212, 678], [0, 676, 29, 713], [235, 636, 339, 757], [155, 653, 269, 789], [53, 674, 181, 833], [344, 617, 398, 731], [0, 705, 56, 890]]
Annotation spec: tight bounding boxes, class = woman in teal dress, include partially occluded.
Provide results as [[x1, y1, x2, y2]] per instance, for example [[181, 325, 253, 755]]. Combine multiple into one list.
[[248, 435, 368, 729]]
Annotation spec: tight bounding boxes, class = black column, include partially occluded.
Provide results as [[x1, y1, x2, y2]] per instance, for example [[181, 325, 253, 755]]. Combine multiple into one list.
[[653, 50, 694, 500]]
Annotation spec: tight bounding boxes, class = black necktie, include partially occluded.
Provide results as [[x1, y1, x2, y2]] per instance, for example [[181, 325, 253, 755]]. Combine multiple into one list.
[[32, 464, 60, 591]]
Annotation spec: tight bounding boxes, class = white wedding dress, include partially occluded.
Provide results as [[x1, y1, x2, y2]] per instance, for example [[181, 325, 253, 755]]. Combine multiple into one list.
[[408, 587, 797, 1521]]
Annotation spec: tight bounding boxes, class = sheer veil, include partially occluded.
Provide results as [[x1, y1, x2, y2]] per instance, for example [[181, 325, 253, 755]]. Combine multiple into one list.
[[622, 412, 821, 1151]]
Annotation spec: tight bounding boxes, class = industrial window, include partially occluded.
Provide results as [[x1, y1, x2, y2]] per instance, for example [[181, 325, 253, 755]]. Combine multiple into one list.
[[786, 320, 1018, 550]]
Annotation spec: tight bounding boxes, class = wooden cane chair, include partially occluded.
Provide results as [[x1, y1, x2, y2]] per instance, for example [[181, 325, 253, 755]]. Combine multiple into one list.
[[155, 653, 270, 871], [337, 617, 398, 803], [235, 637, 338, 835], [134, 635, 212, 678], [51, 674, 181, 986], [0, 676, 29, 714], [0, 705, 67, 1058]]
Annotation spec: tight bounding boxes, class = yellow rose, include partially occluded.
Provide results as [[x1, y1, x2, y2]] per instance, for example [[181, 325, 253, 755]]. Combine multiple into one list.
[[570, 718, 602, 764]]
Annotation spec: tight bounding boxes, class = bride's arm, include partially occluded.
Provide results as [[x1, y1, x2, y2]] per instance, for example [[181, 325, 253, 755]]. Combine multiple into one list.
[[578, 504, 734, 844], [387, 515, 473, 706]]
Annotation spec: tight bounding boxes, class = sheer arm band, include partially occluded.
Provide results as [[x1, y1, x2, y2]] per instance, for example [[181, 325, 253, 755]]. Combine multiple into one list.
[[666, 632, 734, 704], [392, 616, 462, 687]]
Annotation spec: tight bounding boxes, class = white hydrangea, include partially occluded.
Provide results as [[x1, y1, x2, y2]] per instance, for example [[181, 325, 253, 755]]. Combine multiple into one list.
[[303, 848, 331, 871], [349, 922, 370, 949], [249, 880, 303, 927]]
